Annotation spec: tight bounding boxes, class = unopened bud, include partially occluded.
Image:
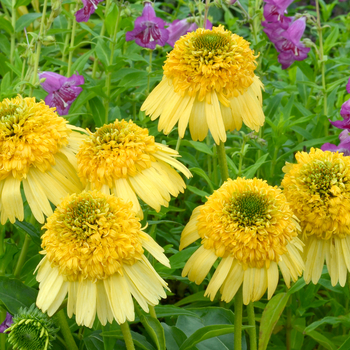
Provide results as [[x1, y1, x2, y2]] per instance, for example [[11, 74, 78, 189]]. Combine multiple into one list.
[[42, 35, 56, 46]]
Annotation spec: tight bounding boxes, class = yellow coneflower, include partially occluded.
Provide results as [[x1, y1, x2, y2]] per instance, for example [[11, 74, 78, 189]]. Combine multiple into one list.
[[35, 191, 170, 328], [76, 119, 192, 218], [0, 96, 85, 224], [282, 148, 350, 287], [141, 25, 265, 145], [180, 178, 304, 305]]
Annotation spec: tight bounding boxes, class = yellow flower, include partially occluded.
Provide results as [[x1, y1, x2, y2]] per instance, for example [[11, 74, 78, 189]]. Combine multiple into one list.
[[141, 26, 265, 145], [35, 191, 170, 327], [0, 96, 85, 224], [76, 119, 192, 218], [282, 148, 350, 287], [180, 178, 304, 305]]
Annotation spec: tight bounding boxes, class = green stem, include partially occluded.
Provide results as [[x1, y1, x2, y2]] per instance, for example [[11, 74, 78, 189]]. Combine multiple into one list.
[[92, 0, 112, 78], [247, 302, 257, 350], [149, 305, 157, 319], [56, 310, 79, 350], [237, 137, 246, 177], [175, 135, 182, 152], [10, 0, 16, 77], [146, 50, 153, 96], [286, 306, 292, 350], [104, 4, 121, 124], [67, 1, 80, 77], [207, 136, 212, 179], [216, 141, 229, 182], [13, 234, 31, 279], [234, 286, 243, 350], [203, 0, 210, 28], [315, 0, 327, 132], [120, 321, 136, 350], [236, 1, 250, 20], [60, 4, 74, 74], [29, 0, 49, 96], [0, 308, 6, 350]]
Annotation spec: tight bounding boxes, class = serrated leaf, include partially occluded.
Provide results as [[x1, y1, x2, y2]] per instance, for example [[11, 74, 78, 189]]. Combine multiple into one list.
[[258, 293, 289, 350], [0, 276, 38, 314]]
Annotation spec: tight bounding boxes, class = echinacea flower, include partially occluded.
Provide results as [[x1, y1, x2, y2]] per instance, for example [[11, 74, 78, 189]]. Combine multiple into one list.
[[39, 72, 84, 115], [0, 96, 84, 224], [0, 312, 13, 333], [5, 304, 58, 350], [125, 2, 169, 49], [282, 148, 350, 286], [35, 191, 170, 327], [166, 18, 212, 47], [76, 119, 191, 218], [275, 17, 310, 69], [180, 178, 304, 305], [75, 0, 103, 22], [141, 26, 265, 145]]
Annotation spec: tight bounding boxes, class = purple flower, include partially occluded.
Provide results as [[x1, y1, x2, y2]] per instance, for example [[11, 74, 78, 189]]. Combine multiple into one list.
[[275, 17, 310, 69], [330, 100, 350, 129], [125, 2, 169, 49], [75, 0, 103, 22], [321, 136, 350, 156], [166, 18, 212, 47], [263, 0, 294, 27], [262, 17, 292, 44], [39, 72, 84, 116], [0, 313, 13, 333], [346, 77, 350, 94]]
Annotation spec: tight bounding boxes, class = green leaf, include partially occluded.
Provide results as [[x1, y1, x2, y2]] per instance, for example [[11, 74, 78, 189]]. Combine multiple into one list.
[[188, 141, 214, 156], [186, 185, 210, 198], [105, 3, 119, 36], [243, 153, 269, 179], [189, 167, 214, 192], [258, 293, 289, 350], [264, 93, 284, 119], [324, 26, 339, 54], [162, 324, 187, 350], [89, 96, 105, 127], [154, 305, 200, 319], [5, 61, 21, 77], [15, 0, 31, 8], [339, 334, 350, 350], [84, 331, 104, 350], [139, 313, 166, 350], [0, 71, 10, 92], [305, 315, 349, 333], [287, 278, 306, 295], [179, 324, 238, 350], [175, 291, 209, 307], [118, 71, 148, 88], [95, 39, 111, 69], [14, 219, 41, 246], [0, 276, 38, 314], [168, 247, 198, 270], [0, 17, 14, 34], [71, 50, 92, 74], [15, 13, 42, 32], [304, 329, 337, 350]]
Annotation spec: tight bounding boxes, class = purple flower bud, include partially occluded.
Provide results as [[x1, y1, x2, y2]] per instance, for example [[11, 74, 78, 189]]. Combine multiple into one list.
[[125, 2, 169, 49], [39, 72, 84, 116], [75, 0, 103, 22], [275, 17, 310, 69], [0, 313, 13, 333], [166, 18, 212, 47]]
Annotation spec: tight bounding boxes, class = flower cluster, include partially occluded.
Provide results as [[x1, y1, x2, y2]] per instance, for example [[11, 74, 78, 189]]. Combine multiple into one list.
[[262, 0, 310, 69], [322, 77, 350, 155]]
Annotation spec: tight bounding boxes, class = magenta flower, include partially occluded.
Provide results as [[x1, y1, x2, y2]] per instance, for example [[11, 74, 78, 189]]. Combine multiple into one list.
[[275, 17, 310, 69], [330, 100, 350, 129], [262, 17, 292, 44], [321, 134, 350, 156], [39, 72, 84, 116], [263, 0, 294, 27], [125, 2, 169, 49], [167, 18, 212, 47], [0, 313, 13, 333], [75, 0, 103, 22]]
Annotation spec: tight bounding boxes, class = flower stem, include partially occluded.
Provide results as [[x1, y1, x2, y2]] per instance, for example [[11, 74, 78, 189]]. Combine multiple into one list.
[[13, 234, 31, 279], [92, 0, 111, 79], [216, 141, 229, 182], [67, 0, 80, 77], [0, 308, 6, 349], [104, 4, 121, 124], [149, 305, 157, 319], [247, 302, 257, 350], [56, 310, 79, 350], [60, 4, 74, 74], [120, 321, 136, 350], [175, 135, 182, 152], [146, 50, 153, 96], [237, 136, 246, 177], [234, 286, 243, 350], [315, 0, 327, 133], [0, 225, 5, 275], [10, 0, 16, 78], [203, 0, 210, 28], [29, 0, 49, 96]]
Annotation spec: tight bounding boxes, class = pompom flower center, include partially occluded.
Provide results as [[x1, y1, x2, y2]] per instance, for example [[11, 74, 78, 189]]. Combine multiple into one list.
[[197, 179, 298, 268], [0, 96, 70, 180], [163, 26, 258, 103], [77, 119, 159, 187], [301, 160, 345, 198], [42, 191, 144, 282]]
